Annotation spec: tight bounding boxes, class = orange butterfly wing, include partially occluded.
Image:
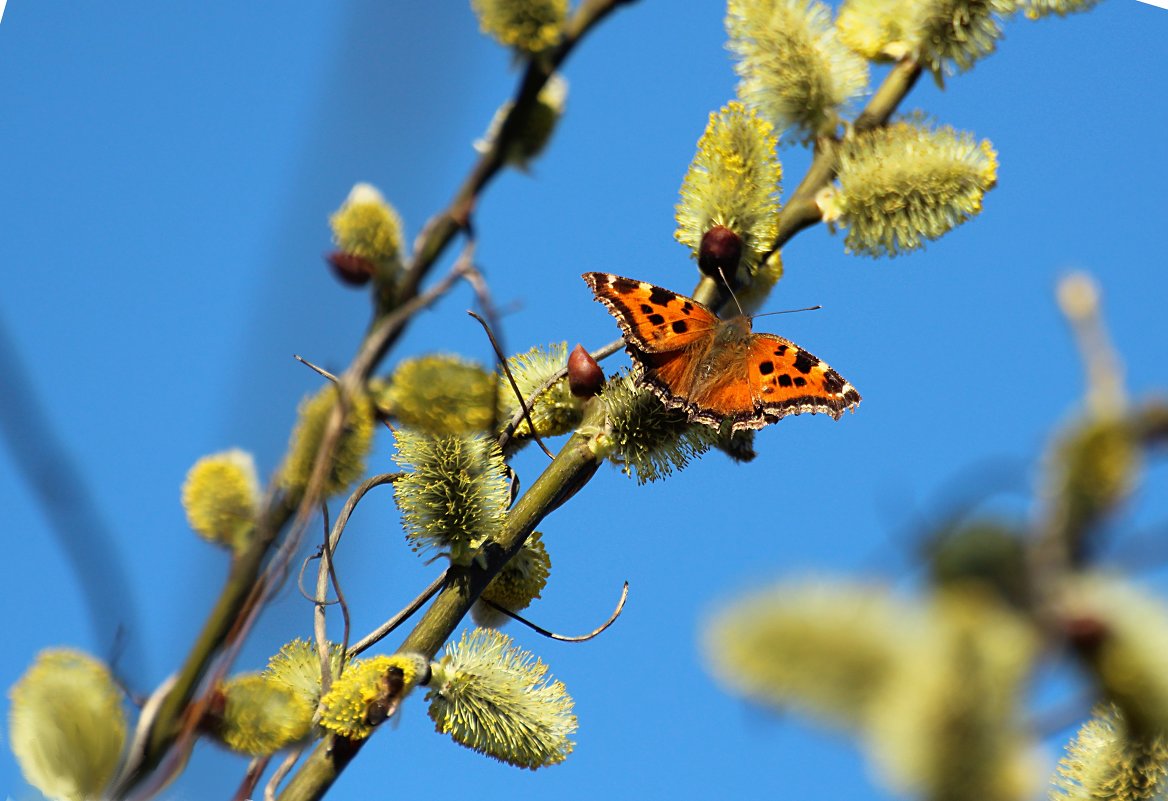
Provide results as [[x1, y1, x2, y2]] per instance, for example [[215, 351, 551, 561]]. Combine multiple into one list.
[[582, 272, 719, 353], [638, 336, 860, 430], [583, 271, 861, 431], [745, 334, 861, 425]]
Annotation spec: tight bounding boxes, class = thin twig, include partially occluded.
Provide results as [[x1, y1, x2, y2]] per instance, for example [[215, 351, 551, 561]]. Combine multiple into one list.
[[313, 503, 344, 695], [296, 552, 335, 605], [480, 581, 629, 642], [469, 309, 555, 459], [312, 474, 400, 688], [264, 748, 305, 801], [293, 355, 340, 384], [329, 473, 403, 545], [231, 756, 271, 801], [347, 570, 450, 658]]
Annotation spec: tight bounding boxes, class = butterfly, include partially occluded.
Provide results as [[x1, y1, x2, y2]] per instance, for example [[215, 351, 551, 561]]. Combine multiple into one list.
[[583, 272, 861, 432]]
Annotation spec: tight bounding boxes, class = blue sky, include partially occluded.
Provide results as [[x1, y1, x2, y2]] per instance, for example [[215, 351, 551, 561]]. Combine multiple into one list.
[[2, 2, 1167, 800]]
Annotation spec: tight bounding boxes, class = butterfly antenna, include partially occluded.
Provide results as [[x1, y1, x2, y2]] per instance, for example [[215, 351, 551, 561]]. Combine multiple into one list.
[[716, 266, 747, 318], [752, 305, 823, 320]]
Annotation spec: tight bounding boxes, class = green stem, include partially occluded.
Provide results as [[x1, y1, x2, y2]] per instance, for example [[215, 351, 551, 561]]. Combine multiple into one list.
[[769, 59, 922, 259], [276, 426, 602, 801]]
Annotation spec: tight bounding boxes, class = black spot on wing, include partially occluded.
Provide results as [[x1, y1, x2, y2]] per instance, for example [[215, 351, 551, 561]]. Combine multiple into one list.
[[793, 351, 818, 374], [793, 376, 807, 387], [648, 286, 676, 307], [671, 320, 688, 334], [647, 313, 666, 326], [822, 370, 845, 395], [758, 361, 774, 375], [777, 374, 793, 388], [774, 344, 788, 356], [611, 277, 639, 295]]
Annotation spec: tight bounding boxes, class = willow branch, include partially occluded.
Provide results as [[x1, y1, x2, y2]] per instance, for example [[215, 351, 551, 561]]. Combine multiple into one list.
[[122, 2, 636, 793], [277, 414, 605, 801], [380, 0, 639, 357]]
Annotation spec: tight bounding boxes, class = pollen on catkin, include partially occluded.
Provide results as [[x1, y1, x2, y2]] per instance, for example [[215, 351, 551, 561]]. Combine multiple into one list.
[[599, 372, 717, 484], [727, 0, 868, 140], [8, 649, 127, 801], [475, 74, 568, 170], [181, 448, 260, 552], [1018, 0, 1102, 19], [264, 638, 347, 709], [318, 654, 427, 740], [909, 0, 1015, 76], [392, 429, 510, 564], [833, 120, 998, 257], [471, 0, 567, 54], [497, 343, 584, 442], [1051, 705, 1168, 801], [473, 531, 552, 628], [427, 628, 576, 769], [278, 384, 375, 498], [212, 673, 314, 756], [835, 0, 919, 60], [675, 102, 781, 283], [379, 354, 497, 435], [329, 183, 405, 274]]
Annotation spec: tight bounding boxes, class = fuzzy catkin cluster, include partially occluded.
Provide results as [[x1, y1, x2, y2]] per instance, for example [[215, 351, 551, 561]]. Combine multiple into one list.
[[264, 638, 347, 710], [380, 354, 497, 435], [427, 628, 576, 769], [181, 449, 260, 552], [471, 0, 567, 54], [329, 183, 405, 270], [831, 120, 998, 257], [214, 674, 314, 756], [675, 102, 781, 281], [1053, 706, 1168, 801], [279, 384, 375, 497], [598, 372, 718, 484], [727, 0, 867, 139], [8, 649, 127, 801], [706, 583, 1039, 801], [392, 430, 510, 563]]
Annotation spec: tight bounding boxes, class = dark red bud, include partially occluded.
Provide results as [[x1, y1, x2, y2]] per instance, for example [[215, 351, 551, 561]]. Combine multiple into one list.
[[326, 251, 375, 287], [1064, 613, 1109, 652], [568, 344, 604, 397], [698, 225, 744, 281], [197, 685, 229, 737]]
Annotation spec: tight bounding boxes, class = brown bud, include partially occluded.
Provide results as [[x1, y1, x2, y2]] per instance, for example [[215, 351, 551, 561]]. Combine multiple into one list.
[[698, 225, 743, 281], [326, 251, 375, 287], [1064, 613, 1109, 653], [568, 344, 604, 397], [198, 685, 229, 736]]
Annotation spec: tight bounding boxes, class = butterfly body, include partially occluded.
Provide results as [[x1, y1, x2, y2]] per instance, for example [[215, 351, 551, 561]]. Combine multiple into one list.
[[583, 272, 861, 431]]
